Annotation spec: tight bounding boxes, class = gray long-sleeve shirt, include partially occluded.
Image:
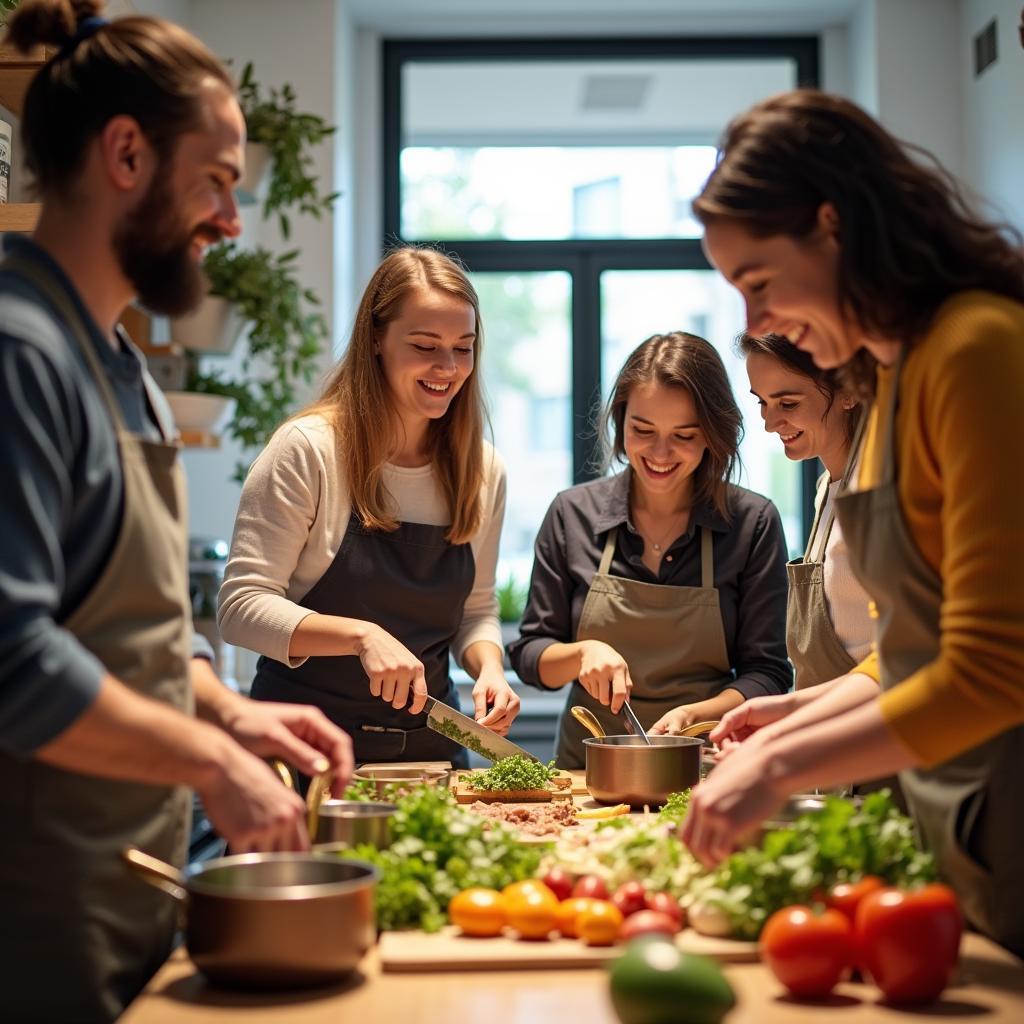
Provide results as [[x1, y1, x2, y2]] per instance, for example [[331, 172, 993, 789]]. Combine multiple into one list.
[[508, 469, 792, 700], [0, 235, 206, 758]]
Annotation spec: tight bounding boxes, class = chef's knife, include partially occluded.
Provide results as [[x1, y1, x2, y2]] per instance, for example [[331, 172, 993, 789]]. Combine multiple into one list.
[[423, 696, 539, 763], [620, 700, 652, 744]]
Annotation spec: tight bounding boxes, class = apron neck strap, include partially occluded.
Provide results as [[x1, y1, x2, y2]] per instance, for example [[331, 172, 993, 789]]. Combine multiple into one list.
[[598, 526, 618, 575], [879, 348, 906, 484], [2, 254, 128, 433], [806, 406, 868, 560], [700, 525, 714, 588]]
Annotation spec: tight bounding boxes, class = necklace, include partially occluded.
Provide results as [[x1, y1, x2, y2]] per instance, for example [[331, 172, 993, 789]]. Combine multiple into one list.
[[633, 507, 689, 554]]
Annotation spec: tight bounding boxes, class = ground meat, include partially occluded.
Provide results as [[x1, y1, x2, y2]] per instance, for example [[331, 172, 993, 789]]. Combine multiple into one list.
[[469, 801, 578, 836]]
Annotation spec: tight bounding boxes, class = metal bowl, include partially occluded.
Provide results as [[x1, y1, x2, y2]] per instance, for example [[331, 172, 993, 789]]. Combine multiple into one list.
[[583, 735, 704, 808], [311, 800, 395, 849], [352, 764, 452, 797]]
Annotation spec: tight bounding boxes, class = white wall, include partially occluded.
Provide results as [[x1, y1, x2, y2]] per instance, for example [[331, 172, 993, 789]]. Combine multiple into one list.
[[960, 0, 1024, 229]]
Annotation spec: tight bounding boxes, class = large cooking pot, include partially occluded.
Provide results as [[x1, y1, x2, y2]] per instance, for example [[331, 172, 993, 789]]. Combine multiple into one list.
[[123, 848, 378, 989], [583, 735, 705, 807], [312, 800, 396, 848]]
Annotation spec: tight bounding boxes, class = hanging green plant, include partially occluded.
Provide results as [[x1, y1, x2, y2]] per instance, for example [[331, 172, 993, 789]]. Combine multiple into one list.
[[0, 0, 21, 26], [186, 242, 328, 481], [237, 61, 338, 239]]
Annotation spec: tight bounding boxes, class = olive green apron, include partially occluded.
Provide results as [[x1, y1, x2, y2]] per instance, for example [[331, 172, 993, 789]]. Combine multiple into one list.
[[835, 352, 1024, 956], [555, 525, 733, 768], [0, 256, 192, 1021], [786, 471, 858, 691]]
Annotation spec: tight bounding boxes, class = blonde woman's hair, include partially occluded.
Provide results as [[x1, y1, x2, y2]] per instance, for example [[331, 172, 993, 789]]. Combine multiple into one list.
[[304, 247, 486, 544]]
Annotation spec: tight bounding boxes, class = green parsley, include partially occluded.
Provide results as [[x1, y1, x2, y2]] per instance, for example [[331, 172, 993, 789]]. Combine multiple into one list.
[[465, 755, 559, 792], [657, 789, 692, 825], [430, 715, 505, 762]]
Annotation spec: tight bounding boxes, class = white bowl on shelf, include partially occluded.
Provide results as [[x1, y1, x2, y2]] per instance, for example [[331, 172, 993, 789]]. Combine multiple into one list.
[[170, 295, 248, 354], [163, 391, 236, 433]]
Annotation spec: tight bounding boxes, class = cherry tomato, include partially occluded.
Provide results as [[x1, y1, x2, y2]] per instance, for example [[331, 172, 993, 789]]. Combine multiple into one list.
[[577, 899, 624, 946], [827, 876, 885, 926], [505, 882, 559, 941], [612, 881, 648, 919], [760, 905, 855, 998], [572, 874, 609, 901], [541, 868, 573, 903], [448, 888, 507, 938], [856, 884, 962, 1004], [645, 891, 685, 929], [619, 909, 681, 941], [555, 897, 598, 938]]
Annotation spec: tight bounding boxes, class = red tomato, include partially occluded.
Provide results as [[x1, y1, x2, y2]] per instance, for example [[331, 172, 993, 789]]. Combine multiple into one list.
[[760, 906, 855, 998], [855, 884, 962, 1004], [827, 876, 885, 926], [540, 868, 573, 903], [619, 909, 681, 941], [612, 881, 648, 919], [572, 874, 609, 901], [645, 891, 685, 929]]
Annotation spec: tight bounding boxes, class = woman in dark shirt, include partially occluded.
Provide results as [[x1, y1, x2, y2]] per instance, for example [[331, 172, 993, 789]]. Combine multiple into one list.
[[508, 332, 791, 768]]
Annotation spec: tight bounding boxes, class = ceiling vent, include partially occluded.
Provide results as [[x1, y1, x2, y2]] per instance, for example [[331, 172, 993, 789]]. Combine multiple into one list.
[[580, 73, 651, 112]]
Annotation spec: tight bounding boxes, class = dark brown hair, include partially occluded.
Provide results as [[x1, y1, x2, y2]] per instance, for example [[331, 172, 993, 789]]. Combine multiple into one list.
[[737, 332, 859, 444], [5, 0, 233, 198], [695, 89, 1024, 394], [602, 332, 742, 520], [301, 246, 487, 544]]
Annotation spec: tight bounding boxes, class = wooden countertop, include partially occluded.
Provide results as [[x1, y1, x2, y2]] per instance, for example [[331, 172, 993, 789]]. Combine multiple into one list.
[[123, 934, 1024, 1023], [122, 770, 1024, 1022]]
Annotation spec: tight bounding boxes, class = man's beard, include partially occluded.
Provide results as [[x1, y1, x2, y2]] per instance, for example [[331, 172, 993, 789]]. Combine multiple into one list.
[[112, 165, 221, 318]]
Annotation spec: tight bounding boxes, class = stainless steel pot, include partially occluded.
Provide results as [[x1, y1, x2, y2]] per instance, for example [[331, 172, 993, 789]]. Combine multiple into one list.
[[311, 800, 395, 848], [583, 735, 704, 807], [124, 848, 378, 989], [352, 764, 452, 796]]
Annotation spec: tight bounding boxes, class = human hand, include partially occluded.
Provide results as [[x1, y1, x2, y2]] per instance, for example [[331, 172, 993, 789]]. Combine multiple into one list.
[[357, 625, 428, 713], [679, 744, 789, 868], [197, 739, 310, 853], [471, 666, 521, 735], [577, 640, 632, 713], [649, 703, 715, 735], [709, 693, 796, 748], [218, 696, 354, 797]]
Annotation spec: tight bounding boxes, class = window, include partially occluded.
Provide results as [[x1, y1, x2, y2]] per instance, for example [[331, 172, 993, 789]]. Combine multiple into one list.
[[385, 38, 821, 583]]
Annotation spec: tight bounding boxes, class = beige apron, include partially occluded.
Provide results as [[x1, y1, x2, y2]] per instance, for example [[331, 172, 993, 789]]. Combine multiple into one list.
[[0, 256, 193, 1021], [835, 352, 1024, 956], [555, 525, 733, 768]]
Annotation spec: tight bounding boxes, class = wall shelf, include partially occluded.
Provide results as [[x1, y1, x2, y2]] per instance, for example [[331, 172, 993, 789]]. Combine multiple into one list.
[[0, 44, 52, 116], [0, 202, 39, 232], [180, 430, 221, 449]]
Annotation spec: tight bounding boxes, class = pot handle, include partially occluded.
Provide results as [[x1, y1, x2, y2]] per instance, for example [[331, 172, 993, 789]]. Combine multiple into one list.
[[571, 705, 606, 739], [122, 847, 188, 902], [306, 768, 332, 840]]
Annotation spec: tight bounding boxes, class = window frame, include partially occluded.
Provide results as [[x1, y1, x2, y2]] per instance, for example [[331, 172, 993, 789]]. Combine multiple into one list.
[[382, 35, 821, 539]]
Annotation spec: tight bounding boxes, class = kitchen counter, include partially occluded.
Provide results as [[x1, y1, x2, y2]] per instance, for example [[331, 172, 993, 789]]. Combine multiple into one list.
[[122, 932, 1024, 1023]]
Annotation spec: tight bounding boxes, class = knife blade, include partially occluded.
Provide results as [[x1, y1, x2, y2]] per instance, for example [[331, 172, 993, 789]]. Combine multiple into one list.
[[424, 696, 538, 763], [620, 700, 652, 744]]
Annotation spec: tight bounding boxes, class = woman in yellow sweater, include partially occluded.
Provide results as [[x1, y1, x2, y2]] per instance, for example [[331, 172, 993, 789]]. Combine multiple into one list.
[[680, 89, 1024, 956]]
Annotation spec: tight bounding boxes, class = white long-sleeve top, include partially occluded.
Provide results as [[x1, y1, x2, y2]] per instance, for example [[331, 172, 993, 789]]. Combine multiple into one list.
[[218, 413, 506, 669]]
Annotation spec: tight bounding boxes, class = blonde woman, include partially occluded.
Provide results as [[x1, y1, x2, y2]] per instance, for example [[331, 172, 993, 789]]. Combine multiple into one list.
[[219, 248, 518, 766]]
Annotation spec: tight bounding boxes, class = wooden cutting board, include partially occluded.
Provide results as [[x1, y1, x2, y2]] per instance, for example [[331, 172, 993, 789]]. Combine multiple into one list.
[[378, 925, 759, 972], [454, 770, 574, 804]]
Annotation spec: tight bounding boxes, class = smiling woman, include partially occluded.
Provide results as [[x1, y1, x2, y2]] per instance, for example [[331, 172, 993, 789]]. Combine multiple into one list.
[[218, 247, 521, 767], [509, 331, 791, 768]]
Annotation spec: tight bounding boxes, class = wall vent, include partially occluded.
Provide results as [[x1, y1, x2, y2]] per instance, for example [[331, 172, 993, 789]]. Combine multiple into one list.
[[973, 18, 998, 77]]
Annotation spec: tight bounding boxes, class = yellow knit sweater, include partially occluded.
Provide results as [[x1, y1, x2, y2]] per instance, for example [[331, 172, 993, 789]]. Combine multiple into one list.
[[854, 291, 1024, 766]]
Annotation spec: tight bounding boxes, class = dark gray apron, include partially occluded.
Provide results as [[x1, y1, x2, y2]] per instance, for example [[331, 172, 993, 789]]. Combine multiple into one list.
[[836, 352, 1024, 956], [555, 525, 733, 768], [251, 518, 473, 767], [0, 256, 192, 1022]]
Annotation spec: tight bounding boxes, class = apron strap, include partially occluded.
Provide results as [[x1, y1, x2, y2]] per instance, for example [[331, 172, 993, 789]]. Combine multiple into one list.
[[879, 348, 905, 485], [597, 527, 618, 575], [700, 526, 714, 589], [2, 255, 129, 434]]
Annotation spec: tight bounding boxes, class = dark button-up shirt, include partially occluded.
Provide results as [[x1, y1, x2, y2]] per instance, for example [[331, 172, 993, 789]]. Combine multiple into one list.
[[508, 469, 792, 700], [0, 235, 207, 758]]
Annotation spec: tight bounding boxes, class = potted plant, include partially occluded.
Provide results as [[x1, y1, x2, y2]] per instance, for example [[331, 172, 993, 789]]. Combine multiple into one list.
[[0, 1, 19, 26], [496, 573, 528, 655], [169, 241, 328, 480], [237, 61, 338, 239]]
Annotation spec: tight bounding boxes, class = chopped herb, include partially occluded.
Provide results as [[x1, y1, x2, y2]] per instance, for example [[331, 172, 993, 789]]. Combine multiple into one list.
[[430, 714, 504, 762], [465, 755, 558, 792], [657, 789, 692, 825]]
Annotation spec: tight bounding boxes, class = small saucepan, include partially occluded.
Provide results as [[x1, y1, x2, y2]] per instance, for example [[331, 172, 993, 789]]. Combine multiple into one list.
[[123, 848, 378, 989], [573, 706, 708, 808]]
